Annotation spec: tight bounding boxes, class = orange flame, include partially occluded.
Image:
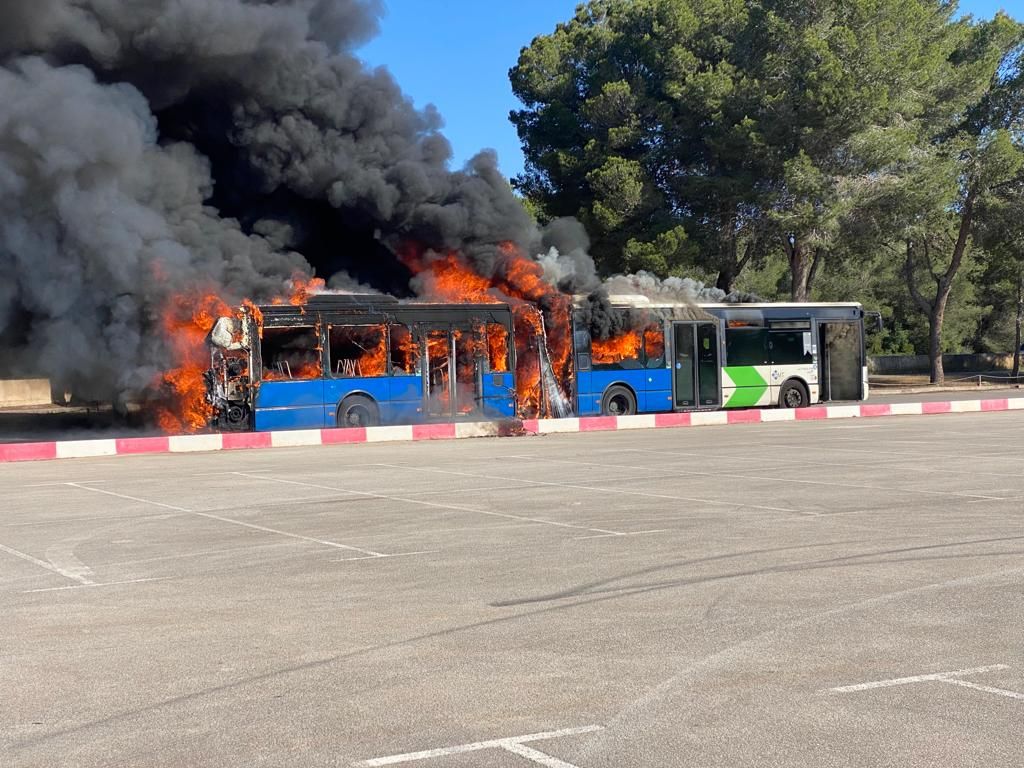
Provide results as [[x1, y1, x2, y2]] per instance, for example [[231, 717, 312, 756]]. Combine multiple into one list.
[[399, 243, 572, 416], [592, 331, 643, 365], [644, 325, 665, 360], [154, 292, 231, 432], [157, 271, 323, 432], [591, 324, 664, 365], [487, 323, 510, 372], [359, 327, 388, 377]]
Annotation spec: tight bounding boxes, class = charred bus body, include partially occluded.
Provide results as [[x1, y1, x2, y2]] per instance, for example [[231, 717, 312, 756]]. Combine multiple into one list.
[[205, 295, 516, 431]]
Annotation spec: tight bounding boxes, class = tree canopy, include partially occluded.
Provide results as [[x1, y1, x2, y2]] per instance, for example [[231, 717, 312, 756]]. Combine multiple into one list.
[[511, 0, 1024, 381]]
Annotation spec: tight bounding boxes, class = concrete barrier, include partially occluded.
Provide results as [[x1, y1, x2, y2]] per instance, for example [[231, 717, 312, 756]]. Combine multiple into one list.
[[0, 379, 52, 408], [3, 397, 1024, 463]]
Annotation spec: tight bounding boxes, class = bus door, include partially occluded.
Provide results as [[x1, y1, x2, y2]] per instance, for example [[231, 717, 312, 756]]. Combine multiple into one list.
[[672, 322, 721, 409], [453, 328, 484, 417], [818, 322, 863, 401], [424, 329, 455, 419]]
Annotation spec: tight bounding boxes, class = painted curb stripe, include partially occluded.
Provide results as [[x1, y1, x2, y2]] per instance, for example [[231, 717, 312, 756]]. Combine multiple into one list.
[[579, 416, 618, 432], [2, 397, 1021, 463], [795, 407, 829, 421], [114, 437, 171, 455], [727, 410, 763, 424], [0, 442, 58, 462], [223, 432, 272, 450], [412, 423, 457, 440]]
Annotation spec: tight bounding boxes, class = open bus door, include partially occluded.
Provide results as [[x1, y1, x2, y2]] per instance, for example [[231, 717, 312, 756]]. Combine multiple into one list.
[[672, 321, 722, 409], [423, 326, 493, 420], [818, 321, 863, 401]]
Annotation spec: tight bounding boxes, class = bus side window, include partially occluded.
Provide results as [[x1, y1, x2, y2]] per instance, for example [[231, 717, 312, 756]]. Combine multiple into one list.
[[725, 328, 768, 366], [261, 326, 321, 380], [486, 323, 510, 372], [643, 325, 665, 369], [389, 324, 420, 375], [768, 331, 810, 365], [328, 325, 387, 377], [574, 327, 592, 372]]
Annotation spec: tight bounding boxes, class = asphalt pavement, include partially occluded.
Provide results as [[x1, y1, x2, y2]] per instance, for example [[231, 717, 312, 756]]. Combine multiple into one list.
[[2, 412, 1023, 767]]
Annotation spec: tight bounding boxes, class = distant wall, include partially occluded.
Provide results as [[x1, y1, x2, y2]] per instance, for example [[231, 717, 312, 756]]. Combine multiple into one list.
[[869, 353, 1016, 375], [0, 379, 53, 407]]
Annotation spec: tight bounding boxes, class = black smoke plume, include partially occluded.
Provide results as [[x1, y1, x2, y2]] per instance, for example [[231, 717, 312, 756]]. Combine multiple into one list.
[[1, 0, 575, 402]]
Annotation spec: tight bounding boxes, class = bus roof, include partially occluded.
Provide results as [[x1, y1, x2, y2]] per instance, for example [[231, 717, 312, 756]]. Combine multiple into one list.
[[578, 294, 862, 310]]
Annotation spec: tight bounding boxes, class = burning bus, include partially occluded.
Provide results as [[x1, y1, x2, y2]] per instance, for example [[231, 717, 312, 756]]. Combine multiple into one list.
[[204, 295, 517, 431], [200, 292, 872, 432]]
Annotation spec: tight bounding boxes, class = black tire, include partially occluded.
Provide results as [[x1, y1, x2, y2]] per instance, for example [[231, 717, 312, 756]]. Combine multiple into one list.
[[779, 380, 809, 409], [337, 395, 380, 427], [601, 385, 637, 416]]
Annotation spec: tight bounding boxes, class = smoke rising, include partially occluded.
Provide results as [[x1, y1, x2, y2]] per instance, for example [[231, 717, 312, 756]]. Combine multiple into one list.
[[1, 0, 589, 403], [1, 0, 752, 409]]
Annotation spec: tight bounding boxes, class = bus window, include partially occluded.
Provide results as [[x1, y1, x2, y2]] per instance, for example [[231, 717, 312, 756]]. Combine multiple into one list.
[[573, 328, 591, 353], [486, 323, 510, 372], [262, 327, 321, 380], [643, 325, 665, 369], [592, 330, 644, 370], [328, 325, 387, 377], [389, 324, 420, 375], [725, 328, 768, 366], [768, 331, 812, 365]]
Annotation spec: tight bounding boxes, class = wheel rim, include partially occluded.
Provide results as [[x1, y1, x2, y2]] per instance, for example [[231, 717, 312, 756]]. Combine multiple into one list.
[[608, 394, 630, 415], [784, 388, 803, 408], [345, 405, 371, 426]]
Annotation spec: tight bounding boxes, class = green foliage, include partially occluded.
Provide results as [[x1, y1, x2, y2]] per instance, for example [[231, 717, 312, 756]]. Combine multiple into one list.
[[511, 1, 1024, 359]]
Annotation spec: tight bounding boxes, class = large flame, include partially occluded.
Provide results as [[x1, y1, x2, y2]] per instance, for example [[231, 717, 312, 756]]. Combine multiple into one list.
[[591, 324, 664, 366], [156, 273, 321, 431], [156, 246, 578, 431], [591, 331, 643, 365], [399, 243, 572, 416], [154, 292, 231, 432]]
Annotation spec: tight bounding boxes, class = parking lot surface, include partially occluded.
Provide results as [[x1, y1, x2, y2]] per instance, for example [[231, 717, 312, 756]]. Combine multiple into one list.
[[2, 412, 1023, 767]]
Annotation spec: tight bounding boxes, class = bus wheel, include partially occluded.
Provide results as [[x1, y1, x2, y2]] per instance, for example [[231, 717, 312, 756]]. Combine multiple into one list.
[[601, 386, 636, 416], [779, 380, 809, 409], [337, 395, 379, 428]]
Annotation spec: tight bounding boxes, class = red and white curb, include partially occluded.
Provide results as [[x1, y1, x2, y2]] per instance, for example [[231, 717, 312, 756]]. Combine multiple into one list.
[[1, 397, 1021, 463]]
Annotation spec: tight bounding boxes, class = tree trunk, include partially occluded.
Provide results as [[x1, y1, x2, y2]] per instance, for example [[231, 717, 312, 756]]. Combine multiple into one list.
[[928, 295, 949, 384], [1014, 272, 1022, 379], [715, 265, 735, 294], [785, 239, 811, 302]]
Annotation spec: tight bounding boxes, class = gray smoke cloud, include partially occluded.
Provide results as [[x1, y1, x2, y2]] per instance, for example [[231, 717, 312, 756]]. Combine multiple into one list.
[[0, 0, 592, 405]]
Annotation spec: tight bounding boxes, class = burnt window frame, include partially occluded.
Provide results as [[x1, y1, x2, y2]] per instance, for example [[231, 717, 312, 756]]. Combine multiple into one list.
[[326, 323, 390, 379], [591, 327, 645, 372], [260, 324, 322, 381]]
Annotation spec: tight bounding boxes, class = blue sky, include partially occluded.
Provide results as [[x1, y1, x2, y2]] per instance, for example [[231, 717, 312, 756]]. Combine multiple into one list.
[[357, 0, 1021, 180]]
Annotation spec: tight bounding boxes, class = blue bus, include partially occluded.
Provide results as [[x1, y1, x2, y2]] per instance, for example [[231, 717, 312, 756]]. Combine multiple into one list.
[[572, 297, 870, 416], [205, 295, 517, 431], [204, 294, 870, 431]]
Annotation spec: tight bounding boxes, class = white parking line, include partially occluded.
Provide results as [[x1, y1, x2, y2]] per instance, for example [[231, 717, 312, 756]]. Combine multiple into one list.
[[63, 482, 397, 559], [0, 542, 94, 585], [358, 725, 603, 766], [597, 453, 1010, 502], [379, 463, 802, 515], [941, 679, 1024, 701], [831, 664, 1009, 692], [830, 664, 1024, 702], [235, 472, 631, 537], [23, 577, 168, 594]]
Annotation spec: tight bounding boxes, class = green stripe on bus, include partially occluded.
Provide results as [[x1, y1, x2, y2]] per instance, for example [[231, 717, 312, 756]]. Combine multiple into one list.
[[723, 366, 767, 407]]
